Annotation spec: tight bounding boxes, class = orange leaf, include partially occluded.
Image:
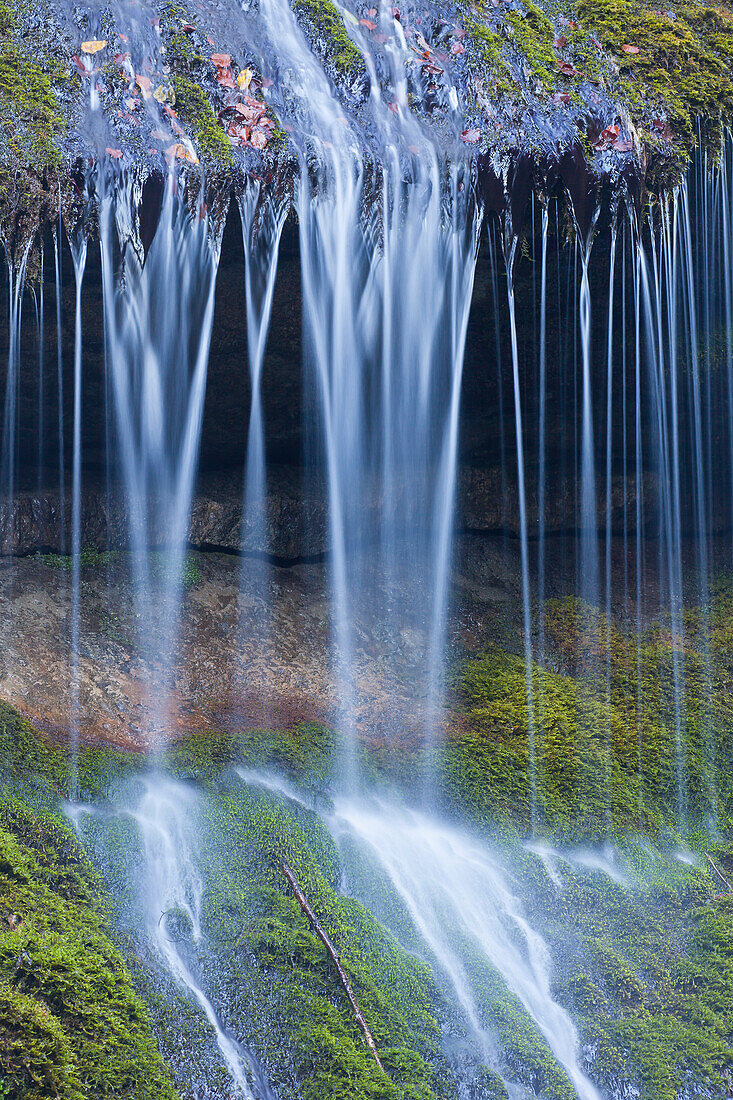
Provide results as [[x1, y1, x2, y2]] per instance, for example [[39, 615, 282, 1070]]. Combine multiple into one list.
[[81, 39, 107, 54], [621, 44, 639, 54], [105, 147, 123, 158]]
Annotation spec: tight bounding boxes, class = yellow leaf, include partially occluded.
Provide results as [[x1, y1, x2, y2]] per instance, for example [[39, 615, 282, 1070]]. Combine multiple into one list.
[[81, 39, 107, 54], [237, 67, 253, 91]]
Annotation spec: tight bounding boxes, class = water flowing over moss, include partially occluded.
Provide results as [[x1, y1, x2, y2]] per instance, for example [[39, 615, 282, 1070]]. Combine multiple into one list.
[[0, 795, 179, 1099]]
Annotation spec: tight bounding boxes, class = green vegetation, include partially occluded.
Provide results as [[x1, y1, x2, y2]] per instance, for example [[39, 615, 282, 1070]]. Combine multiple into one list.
[[0, 794, 178, 1099], [3, 566, 733, 1098], [171, 72, 234, 167], [0, 2, 64, 172], [34, 547, 203, 589], [291, 0, 365, 78]]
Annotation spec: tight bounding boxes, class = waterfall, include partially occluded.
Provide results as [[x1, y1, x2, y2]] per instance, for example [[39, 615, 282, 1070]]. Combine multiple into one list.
[[503, 229, 537, 833], [69, 222, 88, 795], [98, 169, 222, 749], [68, 779, 274, 1099], [235, 182, 289, 723], [334, 799, 602, 1100]]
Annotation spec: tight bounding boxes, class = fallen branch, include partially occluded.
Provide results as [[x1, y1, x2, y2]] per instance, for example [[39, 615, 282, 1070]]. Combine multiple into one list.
[[706, 852, 733, 894], [282, 862, 385, 1074]]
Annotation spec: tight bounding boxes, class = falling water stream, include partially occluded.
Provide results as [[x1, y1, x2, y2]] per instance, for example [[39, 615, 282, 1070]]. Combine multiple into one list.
[[5, 2, 733, 1095], [69, 779, 274, 1100]]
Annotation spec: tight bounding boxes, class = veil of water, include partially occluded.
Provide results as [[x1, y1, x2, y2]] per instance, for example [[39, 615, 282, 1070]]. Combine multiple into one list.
[[69, 778, 273, 1099], [5, 3, 733, 1095], [97, 169, 222, 748]]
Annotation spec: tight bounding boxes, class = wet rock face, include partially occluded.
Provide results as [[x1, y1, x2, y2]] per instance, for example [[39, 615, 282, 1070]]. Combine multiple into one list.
[[2, 206, 729, 559], [0, 467, 660, 558], [2, 529, 723, 749]]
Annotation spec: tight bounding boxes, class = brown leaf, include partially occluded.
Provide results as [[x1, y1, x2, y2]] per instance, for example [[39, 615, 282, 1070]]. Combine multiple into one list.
[[461, 127, 480, 143], [621, 44, 639, 54], [105, 147, 123, 158]]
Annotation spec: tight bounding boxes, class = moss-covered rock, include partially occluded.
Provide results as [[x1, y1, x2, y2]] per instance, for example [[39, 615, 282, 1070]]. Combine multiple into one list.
[[0, 795, 179, 1099]]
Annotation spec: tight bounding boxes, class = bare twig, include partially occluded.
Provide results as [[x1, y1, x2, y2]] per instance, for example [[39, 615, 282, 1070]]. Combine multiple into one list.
[[282, 863, 385, 1074], [706, 852, 733, 893]]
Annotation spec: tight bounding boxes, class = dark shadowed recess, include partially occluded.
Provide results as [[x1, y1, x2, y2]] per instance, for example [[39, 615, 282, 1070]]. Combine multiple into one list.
[[0, 170, 729, 537]]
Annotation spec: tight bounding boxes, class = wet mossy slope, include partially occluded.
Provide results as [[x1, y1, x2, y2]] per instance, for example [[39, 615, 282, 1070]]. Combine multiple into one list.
[[0, 794, 178, 1099], [4, 563, 733, 1100]]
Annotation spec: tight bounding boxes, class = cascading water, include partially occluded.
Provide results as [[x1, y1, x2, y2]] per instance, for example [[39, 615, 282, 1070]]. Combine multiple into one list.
[[97, 168, 222, 747], [6, 2, 733, 1096], [334, 800, 602, 1100], [69, 778, 274, 1099]]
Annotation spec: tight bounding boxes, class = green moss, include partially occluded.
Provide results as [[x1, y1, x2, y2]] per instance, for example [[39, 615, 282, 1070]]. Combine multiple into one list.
[[0, 3, 64, 172], [171, 72, 234, 167], [571, 0, 733, 149], [0, 796, 179, 1099], [291, 0, 364, 78]]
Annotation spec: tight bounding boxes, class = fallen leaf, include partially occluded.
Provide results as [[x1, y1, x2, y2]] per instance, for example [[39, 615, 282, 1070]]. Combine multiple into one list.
[[552, 91, 571, 103], [182, 23, 196, 32], [211, 52, 231, 67], [600, 124, 619, 140], [82, 39, 107, 54], [461, 127, 480, 143], [105, 147, 123, 158], [250, 128, 268, 149], [556, 59, 577, 76], [360, 18, 377, 29], [237, 67, 253, 90], [451, 41, 465, 54], [621, 43, 639, 53], [168, 142, 199, 164], [554, 35, 568, 49]]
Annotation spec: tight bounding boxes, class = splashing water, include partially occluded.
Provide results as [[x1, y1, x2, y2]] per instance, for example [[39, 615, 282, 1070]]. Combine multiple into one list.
[[333, 799, 602, 1100], [69, 778, 273, 1100]]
